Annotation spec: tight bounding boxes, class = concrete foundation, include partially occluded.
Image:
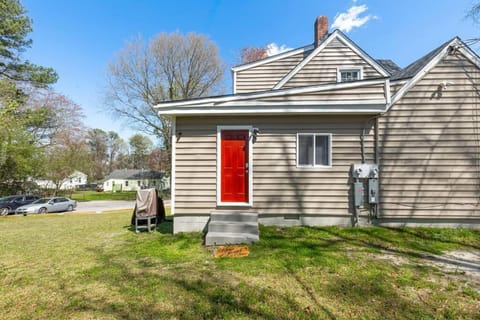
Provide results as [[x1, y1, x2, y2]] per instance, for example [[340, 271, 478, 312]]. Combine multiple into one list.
[[173, 214, 480, 234], [173, 215, 210, 233]]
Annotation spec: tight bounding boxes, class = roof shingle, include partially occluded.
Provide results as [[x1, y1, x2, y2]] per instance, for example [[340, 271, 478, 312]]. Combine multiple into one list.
[[104, 169, 165, 180], [390, 37, 457, 81]]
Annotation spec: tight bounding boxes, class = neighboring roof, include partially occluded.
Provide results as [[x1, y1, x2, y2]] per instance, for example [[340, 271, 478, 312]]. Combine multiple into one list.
[[376, 59, 401, 75], [390, 37, 456, 81], [273, 30, 390, 89], [104, 169, 165, 180], [68, 171, 87, 178]]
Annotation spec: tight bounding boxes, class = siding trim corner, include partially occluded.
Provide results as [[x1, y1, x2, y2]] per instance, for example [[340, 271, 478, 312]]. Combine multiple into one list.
[[171, 116, 176, 216]]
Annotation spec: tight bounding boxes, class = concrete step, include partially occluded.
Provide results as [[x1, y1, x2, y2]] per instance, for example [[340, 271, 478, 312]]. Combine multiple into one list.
[[208, 221, 259, 235], [210, 211, 258, 223], [205, 232, 259, 246]]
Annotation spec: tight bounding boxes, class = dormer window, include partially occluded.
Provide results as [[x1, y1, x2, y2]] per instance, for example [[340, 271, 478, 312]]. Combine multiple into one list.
[[337, 67, 363, 82]]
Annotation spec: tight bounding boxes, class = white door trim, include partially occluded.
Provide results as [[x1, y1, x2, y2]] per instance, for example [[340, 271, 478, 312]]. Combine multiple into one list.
[[216, 125, 254, 207]]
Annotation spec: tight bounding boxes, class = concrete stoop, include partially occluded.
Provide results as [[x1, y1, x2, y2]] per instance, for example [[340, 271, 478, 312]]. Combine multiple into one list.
[[205, 211, 259, 246]]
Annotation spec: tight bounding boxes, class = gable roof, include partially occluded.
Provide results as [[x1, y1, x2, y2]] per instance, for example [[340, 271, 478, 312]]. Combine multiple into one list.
[[376, 59, 401, 75], [389, 37, 480, 109], [390, 38, 456, 81], [68, 171, 87, 178], [105, 169, 165, 180], [156, 28, 480, 118], [273, 30, 390, 89]]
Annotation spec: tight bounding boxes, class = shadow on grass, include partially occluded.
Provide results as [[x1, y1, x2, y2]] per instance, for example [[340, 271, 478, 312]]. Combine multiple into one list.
[[157, 220, 173, 234], [59, 225, 479, 319], [122, 220, 173, 235], [67, 245, 334, 319], [383, 227, 480, 251]]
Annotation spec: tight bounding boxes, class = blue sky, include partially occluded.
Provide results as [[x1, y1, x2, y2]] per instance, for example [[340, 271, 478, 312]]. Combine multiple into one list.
[[22, 0, 480, 142]]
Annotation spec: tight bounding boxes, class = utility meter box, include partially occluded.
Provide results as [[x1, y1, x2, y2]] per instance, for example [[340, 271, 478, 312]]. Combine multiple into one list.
[[354, 182, 364, 207], [368, 178, 379, 204], [352, 164, 379, 179]]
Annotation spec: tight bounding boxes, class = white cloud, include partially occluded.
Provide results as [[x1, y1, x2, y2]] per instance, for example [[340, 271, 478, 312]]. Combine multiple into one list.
[[331, 5, 376, 33], [266, 43, 292, 56]]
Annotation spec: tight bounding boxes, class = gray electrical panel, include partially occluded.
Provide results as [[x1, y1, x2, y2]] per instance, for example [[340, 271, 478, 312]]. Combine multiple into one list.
[[354, 182, 364, 207], [368, 178, 378, 204]]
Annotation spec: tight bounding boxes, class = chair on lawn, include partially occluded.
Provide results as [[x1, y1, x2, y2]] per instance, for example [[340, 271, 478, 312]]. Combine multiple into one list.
[[131, 188, 165, 233]]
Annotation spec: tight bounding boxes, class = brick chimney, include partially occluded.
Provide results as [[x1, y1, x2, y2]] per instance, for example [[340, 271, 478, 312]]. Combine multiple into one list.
[[314, 16, 329, 47]]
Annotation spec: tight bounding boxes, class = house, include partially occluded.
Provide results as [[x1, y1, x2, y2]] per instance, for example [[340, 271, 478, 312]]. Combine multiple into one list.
[[60, 171, 88, 190], [34, 171, 88, 190], [156, 16, 480, 235], [102, 169, 168, 192]]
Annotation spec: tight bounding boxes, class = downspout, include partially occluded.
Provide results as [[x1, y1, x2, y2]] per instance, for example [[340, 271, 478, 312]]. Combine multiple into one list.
[[374, 116, 381, 219], [360, 127, 365, 164]]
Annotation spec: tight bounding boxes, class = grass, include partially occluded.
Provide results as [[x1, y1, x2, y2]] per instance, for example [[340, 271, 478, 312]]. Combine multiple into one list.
[[69, 190, 137, 201], [69, 190, 170, 202], [0, 212, 479, 319]]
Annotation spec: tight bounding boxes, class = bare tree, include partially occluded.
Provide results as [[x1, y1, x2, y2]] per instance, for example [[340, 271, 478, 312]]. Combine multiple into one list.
[[240, 46, 267, 64], [105, 32, 224, 151], [24, 88, 86, 146], [468, 3, 480, 23]]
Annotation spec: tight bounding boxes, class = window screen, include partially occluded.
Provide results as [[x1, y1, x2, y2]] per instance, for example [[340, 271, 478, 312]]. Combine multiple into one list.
[[298, 135, 314, 166], [315, 135, 330, 166]]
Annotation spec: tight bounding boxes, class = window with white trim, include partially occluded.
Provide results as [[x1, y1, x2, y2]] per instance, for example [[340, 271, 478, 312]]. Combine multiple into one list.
[[297, 133, 332, 167], [338, 68, 362, 82]]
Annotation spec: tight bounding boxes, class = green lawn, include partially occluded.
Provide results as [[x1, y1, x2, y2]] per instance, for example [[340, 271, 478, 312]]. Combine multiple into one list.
[[69, 190, 170, 202], [0, 212, 479, 319], [69, 190, 137, 201]]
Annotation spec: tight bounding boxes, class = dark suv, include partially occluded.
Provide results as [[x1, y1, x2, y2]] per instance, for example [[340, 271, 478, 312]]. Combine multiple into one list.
[[0, 195, 40, 216]]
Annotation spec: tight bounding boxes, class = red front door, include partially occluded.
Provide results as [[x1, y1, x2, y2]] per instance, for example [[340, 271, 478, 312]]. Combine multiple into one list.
[[221, 130, 249, 203]]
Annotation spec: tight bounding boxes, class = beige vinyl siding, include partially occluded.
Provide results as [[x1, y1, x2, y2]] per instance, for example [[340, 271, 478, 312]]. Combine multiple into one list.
[[235, 51, 310, 93], [379, 53, 480, 219], [256, 83, 386, 102], [175, 115, 375, 216], [283, 38, 383, 88]]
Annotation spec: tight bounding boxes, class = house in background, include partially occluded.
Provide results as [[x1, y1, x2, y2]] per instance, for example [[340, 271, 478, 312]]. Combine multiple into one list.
[[157, 15, 480, 240], [34, 171, 88, 190], [60, 171, 88, 190], [102, 169, 169, 192]]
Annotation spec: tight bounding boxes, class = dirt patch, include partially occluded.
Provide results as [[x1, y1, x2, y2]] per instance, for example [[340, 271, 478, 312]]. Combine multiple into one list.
[[421, 250, 480, 289], [371, 249, 480, 290]]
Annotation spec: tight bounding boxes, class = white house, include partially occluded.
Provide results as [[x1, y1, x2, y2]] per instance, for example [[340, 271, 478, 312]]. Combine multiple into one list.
[[34, 171, 88, 190], [60, 171, 88, 190], [102, 169, 169, 192]]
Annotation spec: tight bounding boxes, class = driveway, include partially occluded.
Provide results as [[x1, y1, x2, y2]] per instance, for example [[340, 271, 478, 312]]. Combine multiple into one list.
[[75, 200, 171, 213]]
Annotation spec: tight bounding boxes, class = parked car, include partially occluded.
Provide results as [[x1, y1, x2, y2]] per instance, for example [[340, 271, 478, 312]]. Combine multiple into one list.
[[0, 195, 40, 216], [15, 197, 77, 215]]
